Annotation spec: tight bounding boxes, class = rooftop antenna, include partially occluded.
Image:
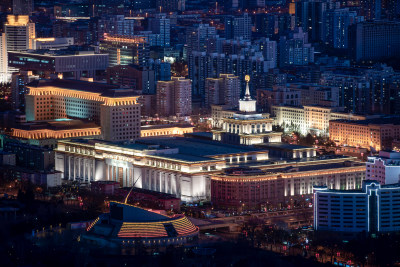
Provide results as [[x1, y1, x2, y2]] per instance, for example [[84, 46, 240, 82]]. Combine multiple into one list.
[[124, 174, 142, 204]]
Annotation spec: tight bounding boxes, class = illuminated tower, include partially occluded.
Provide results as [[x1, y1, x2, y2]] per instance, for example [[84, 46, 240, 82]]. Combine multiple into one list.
[[212, 75, 282, 145], [4, 15, 35, 52]]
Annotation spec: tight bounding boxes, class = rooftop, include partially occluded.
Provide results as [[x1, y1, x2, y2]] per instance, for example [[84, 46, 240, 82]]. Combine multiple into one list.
[[13, 119, 100, 131], [331, 117, 400, 125], [27, 79, 137, 97]]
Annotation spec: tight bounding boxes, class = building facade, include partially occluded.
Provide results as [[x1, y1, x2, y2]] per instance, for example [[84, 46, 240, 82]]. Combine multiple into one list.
[[156, 77, 192, 117], [314, 180, 400, 233], [329, 118, 400, 151], [25, 79, 141, 142], [367, 151, 400, 185]]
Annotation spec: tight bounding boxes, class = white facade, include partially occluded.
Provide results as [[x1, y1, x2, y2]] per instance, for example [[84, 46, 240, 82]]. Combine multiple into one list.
[[272, 105, 366, 136], [367, 151, 400, 185], [55, 139, 270, 202], [314, 180, 400, 233], [32, 37, 74, 50]]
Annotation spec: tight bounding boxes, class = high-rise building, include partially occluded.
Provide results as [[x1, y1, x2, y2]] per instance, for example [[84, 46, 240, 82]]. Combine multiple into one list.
[[106, 65, 155, 94], [360, 0, 382, 20], [11, 71, 39, 111], [148, 14, 170, 47], [156, 0, 179, 12], [349, 21, 400, 62], [100, 34, 150, 67], [205, 74, 240, 109], [322, 8, 359, 49], [12, 0, 33, 15], [0, 33, 10, 83], [233, 13, 252, 41], [156, 77, 192, 117], [279, 28, 314, 67], [4, 15, 35, 52], [295, 0, 327, 42], [25, 79, 141, 142]]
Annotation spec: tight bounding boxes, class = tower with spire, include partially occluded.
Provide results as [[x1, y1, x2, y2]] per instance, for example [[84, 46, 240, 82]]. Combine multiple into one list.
[[212, 75, 282, 145]]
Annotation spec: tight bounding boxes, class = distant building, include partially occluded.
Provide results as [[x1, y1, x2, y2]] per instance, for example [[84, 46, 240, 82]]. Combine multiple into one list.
[[205, 74, 240, 109], [106, 65, 155, 94], [100, 34, 150, 67], [367, 151, 400, 185], [279, 28, 314, 67], [329, 117, 400, 151], [295, 0, 326, 42], [314, 180, 400, 234], [11, 71, 39, 111], [4, 15, 35, 52], [272, 105, 367, 136], [350, 21, 400, 62], [0, 33, 10, 83], [8, 50, 109, 80], [156, 77, 192, 117], [25, 79, 141, 142], [32, 37, 74, 50], [148, 14, 170, 47]]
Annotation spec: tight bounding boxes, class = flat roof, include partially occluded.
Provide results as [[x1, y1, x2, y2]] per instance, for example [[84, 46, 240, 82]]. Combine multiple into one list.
[[331, 117, 400, 125], [256, 142, 314, 150], [13, 119, 100, 131], [27, 79, 137, 97], [141, 124, 193, 130]]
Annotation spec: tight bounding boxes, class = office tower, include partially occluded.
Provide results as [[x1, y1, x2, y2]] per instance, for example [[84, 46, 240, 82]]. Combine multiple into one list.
[[4, 15, 36, 52], [148, 14, 171, 47], [0, 33, 9, 84], [349, 21, 400, 62], [279, 28, 314, 67], [100, 34, 150, 67], [156, 0, 179, 12], [295, 0, 327, 42], [205, 74, 240, 109], [224, 16, 234, 39], [233, 13, 252, 40], [156, 77, 192, 117], [25, 79, 141, 142], [322, 8, 359, 49], [12, 0, 33, 15]]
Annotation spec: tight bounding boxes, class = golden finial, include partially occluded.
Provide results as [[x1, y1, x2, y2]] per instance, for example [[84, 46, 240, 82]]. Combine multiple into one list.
[[245, 75, 250, 83]]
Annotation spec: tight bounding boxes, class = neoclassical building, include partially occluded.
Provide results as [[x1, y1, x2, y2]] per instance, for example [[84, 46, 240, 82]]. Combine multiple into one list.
[[55, 137, 269, 202], [212, 76, 282, 145]]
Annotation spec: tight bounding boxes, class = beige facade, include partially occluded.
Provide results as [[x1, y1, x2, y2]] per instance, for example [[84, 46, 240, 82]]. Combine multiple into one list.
[[156, 77, 192, 117]]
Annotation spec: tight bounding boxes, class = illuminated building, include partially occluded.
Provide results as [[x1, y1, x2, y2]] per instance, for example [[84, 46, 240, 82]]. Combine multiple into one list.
[[148, 14, 170, 47], [279, 28, 315, 67], [212, 76, 282, 145], [212, 156, 365, 210], [329, 117, 400, 151], [25, 79, 141, 142], [367, 151, 400, 185], [10, 119, 102, 145], [32, 37, 74, 50], [81, 201, 198, 248], [205, 74, 240, 109], [8, 50, 109, 80], [4, 15, 35, 52], [141, 124, 194, 138], [55, 137, 269, 201], [100, 34, 150, 67], [0, 33, 10, 83], [272, 105, 367, 136], [314, 180, 400, 233], [156, 77, 192, 117]]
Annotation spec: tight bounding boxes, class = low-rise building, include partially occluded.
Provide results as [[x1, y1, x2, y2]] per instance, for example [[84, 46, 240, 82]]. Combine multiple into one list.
[[329, 117, 400, 151], [366, 151, 400, 185], [314, 180, 400, 234], [141, 124, 194, 138]]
